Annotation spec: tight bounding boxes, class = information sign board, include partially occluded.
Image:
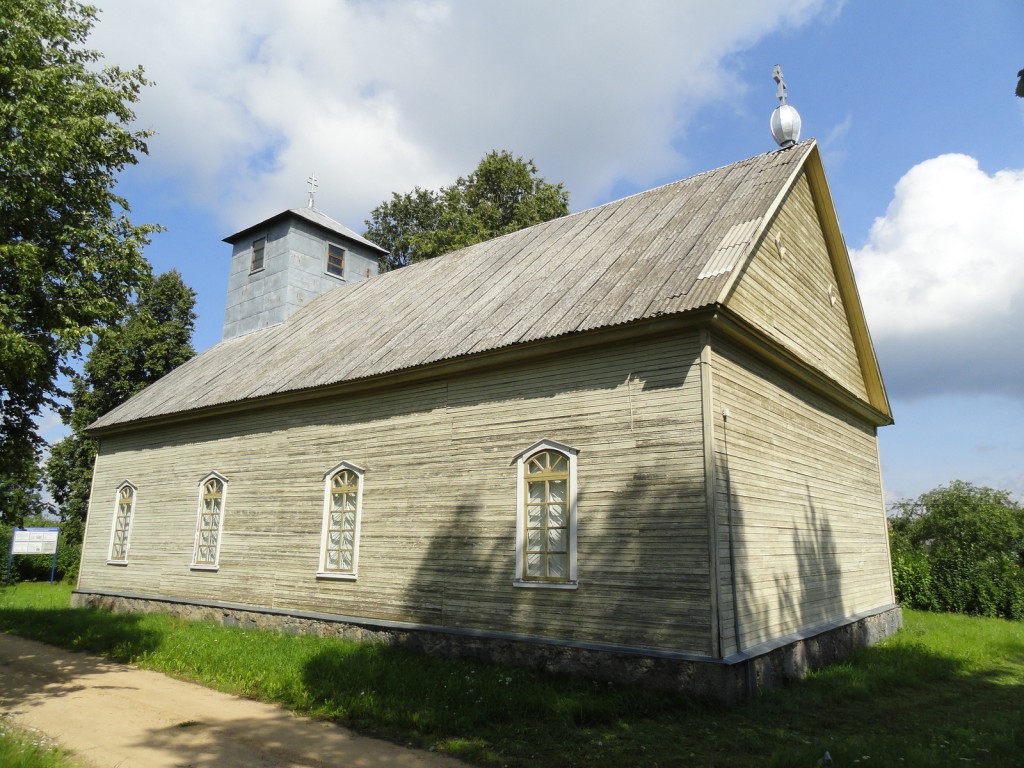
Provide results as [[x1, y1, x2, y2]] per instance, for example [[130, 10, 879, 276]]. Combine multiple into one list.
[[11, 528, 60, 555]]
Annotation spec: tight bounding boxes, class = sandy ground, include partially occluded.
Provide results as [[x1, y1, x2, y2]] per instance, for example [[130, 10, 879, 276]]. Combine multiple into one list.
[[0, 633, 468, 768]]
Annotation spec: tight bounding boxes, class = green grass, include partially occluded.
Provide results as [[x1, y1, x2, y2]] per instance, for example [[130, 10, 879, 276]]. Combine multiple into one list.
[[0, 721, 79, 768], [2, 583, 1023, 767]]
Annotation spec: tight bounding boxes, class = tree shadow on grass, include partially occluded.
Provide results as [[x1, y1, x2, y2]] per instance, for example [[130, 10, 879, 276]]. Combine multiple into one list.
[[299, 632, 1024, 767], [755, 637, 1024, 767], [297, 638, 702, 763], [0, 606, 162, 662]]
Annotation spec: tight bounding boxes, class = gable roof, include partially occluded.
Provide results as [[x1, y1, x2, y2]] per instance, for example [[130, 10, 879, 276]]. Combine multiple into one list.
[[91, 140, 887, 433]]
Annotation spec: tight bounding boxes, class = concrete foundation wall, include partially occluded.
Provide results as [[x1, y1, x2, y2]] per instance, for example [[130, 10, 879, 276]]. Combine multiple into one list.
[[70, 590, 901, 702]]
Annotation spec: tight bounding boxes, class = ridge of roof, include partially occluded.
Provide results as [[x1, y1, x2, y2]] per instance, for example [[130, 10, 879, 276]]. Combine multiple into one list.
[[91, 141, 817, 432]]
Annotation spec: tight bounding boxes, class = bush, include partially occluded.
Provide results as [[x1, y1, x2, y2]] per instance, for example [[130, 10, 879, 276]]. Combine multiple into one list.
[[889, 481, 1024, 620], [890, 541, 936, 610]]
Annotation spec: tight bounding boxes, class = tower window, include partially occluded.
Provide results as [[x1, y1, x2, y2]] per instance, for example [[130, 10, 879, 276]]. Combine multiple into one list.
[[250, 237, 265, 272], [327, 244, 345, 277]]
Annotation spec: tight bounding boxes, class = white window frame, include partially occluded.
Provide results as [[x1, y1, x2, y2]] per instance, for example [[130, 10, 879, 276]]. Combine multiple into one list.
[[325, 242, 346, 278], [317, 460, 364, 580], [513, 439, 579, 589], [106, 480, 137, 566], [191, 471, 228, 571]]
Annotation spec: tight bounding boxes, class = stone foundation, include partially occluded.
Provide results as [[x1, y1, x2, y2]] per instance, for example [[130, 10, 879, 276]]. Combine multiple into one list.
[[70, 590, 902, 702]]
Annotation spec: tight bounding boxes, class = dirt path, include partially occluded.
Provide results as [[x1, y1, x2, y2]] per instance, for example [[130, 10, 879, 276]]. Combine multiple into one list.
[[0, 633, 468, 768]]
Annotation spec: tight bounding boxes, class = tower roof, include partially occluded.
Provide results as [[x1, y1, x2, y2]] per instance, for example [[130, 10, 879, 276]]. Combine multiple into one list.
[[224, 207, 388, 255]]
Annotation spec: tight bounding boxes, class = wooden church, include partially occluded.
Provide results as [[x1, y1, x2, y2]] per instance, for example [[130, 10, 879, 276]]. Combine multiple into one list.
[[73, 137, 900, 698]]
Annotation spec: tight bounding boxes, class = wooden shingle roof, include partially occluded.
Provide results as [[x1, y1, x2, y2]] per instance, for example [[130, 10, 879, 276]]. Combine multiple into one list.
[[91, 141, 818, 432]]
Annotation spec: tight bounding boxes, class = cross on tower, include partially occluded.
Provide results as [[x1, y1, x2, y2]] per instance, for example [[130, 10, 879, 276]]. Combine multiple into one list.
[[773, 64, 788, 105], [307, 172, 318, 208]]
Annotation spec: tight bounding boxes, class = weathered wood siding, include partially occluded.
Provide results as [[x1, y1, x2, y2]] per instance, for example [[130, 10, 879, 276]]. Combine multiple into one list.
[[710, 339, 893, 657], [79, 333, 714, 655], [725, 171, 869, 402]]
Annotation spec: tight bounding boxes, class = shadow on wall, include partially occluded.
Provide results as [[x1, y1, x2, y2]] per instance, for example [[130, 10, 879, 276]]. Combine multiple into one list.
[[717, 432, 844, 658], [396, 471, 713, 659]]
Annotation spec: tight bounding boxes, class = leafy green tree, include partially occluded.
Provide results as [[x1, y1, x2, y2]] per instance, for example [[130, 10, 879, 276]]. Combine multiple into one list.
[[46, 270, 196, 578], [364, 150, 570, 270], [1, 0, 157, 521], [889, 480, 1024, 619]]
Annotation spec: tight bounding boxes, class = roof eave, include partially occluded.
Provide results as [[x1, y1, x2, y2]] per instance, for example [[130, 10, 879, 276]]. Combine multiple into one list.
[[223, 209, 389, 255]]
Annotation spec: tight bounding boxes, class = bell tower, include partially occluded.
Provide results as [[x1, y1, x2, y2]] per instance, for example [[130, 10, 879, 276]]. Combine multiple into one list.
[[221, 206, 388, 340]]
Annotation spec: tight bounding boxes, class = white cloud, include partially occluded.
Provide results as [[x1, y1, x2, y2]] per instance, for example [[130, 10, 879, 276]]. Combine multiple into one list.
[[851, 155, 1024, 399], [88, 0, 837, 228]]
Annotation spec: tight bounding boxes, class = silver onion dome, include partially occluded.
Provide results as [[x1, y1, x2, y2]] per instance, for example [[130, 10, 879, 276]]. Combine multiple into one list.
[[770, 65, 802, 148]]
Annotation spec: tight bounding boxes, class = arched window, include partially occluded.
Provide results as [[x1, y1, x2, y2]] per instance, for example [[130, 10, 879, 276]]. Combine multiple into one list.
[[318, 461, 364, 580], [108, 481, 136, 564], [514, 440, 579, 589], [191, 472, 227, 570]]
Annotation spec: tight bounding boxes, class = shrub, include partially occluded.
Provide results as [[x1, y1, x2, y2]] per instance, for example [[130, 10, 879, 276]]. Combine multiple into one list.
[[889, 481, 1024, 620]]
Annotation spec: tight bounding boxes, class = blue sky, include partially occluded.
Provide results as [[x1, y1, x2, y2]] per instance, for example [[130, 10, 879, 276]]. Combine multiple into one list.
[[59, 0, 1024, 504]]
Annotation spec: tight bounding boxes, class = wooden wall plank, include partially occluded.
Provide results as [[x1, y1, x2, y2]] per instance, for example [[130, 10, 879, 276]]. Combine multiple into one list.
[[80, 332, 715, 655], [725, 171, 870, 402], [710, 337, 892, 657]]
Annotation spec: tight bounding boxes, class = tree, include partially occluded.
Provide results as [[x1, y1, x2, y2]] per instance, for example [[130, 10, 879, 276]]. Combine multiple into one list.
[[46, 270, 196, 578], [889, 480, 1024, 620], [364, 150, 570, 271], [1, 0, 157, 522]]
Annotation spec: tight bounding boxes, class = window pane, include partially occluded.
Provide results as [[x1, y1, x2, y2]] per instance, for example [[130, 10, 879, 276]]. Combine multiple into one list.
[[548, 504, 565, 527], [343, 511, 356, 529], [526, 553, 543, 576], [527, 529, 544, 550], [528, 482, 545, 504], [340, 551, 353, 569], [549, 480, 566, 503], [327, 244, 345, 276], [251, 237, 265, 271], [548, 528, 566, 553], [548, 554, 567, 578], [527, 505, 544, 525], [550, 454, 567, 472]]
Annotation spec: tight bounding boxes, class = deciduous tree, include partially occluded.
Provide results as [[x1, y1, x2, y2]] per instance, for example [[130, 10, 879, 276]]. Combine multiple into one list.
[[46, 270, 196, 577], [364, 150, 569, 271], [1, 0, 156, 520], [889, 480, 1024, 620]]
